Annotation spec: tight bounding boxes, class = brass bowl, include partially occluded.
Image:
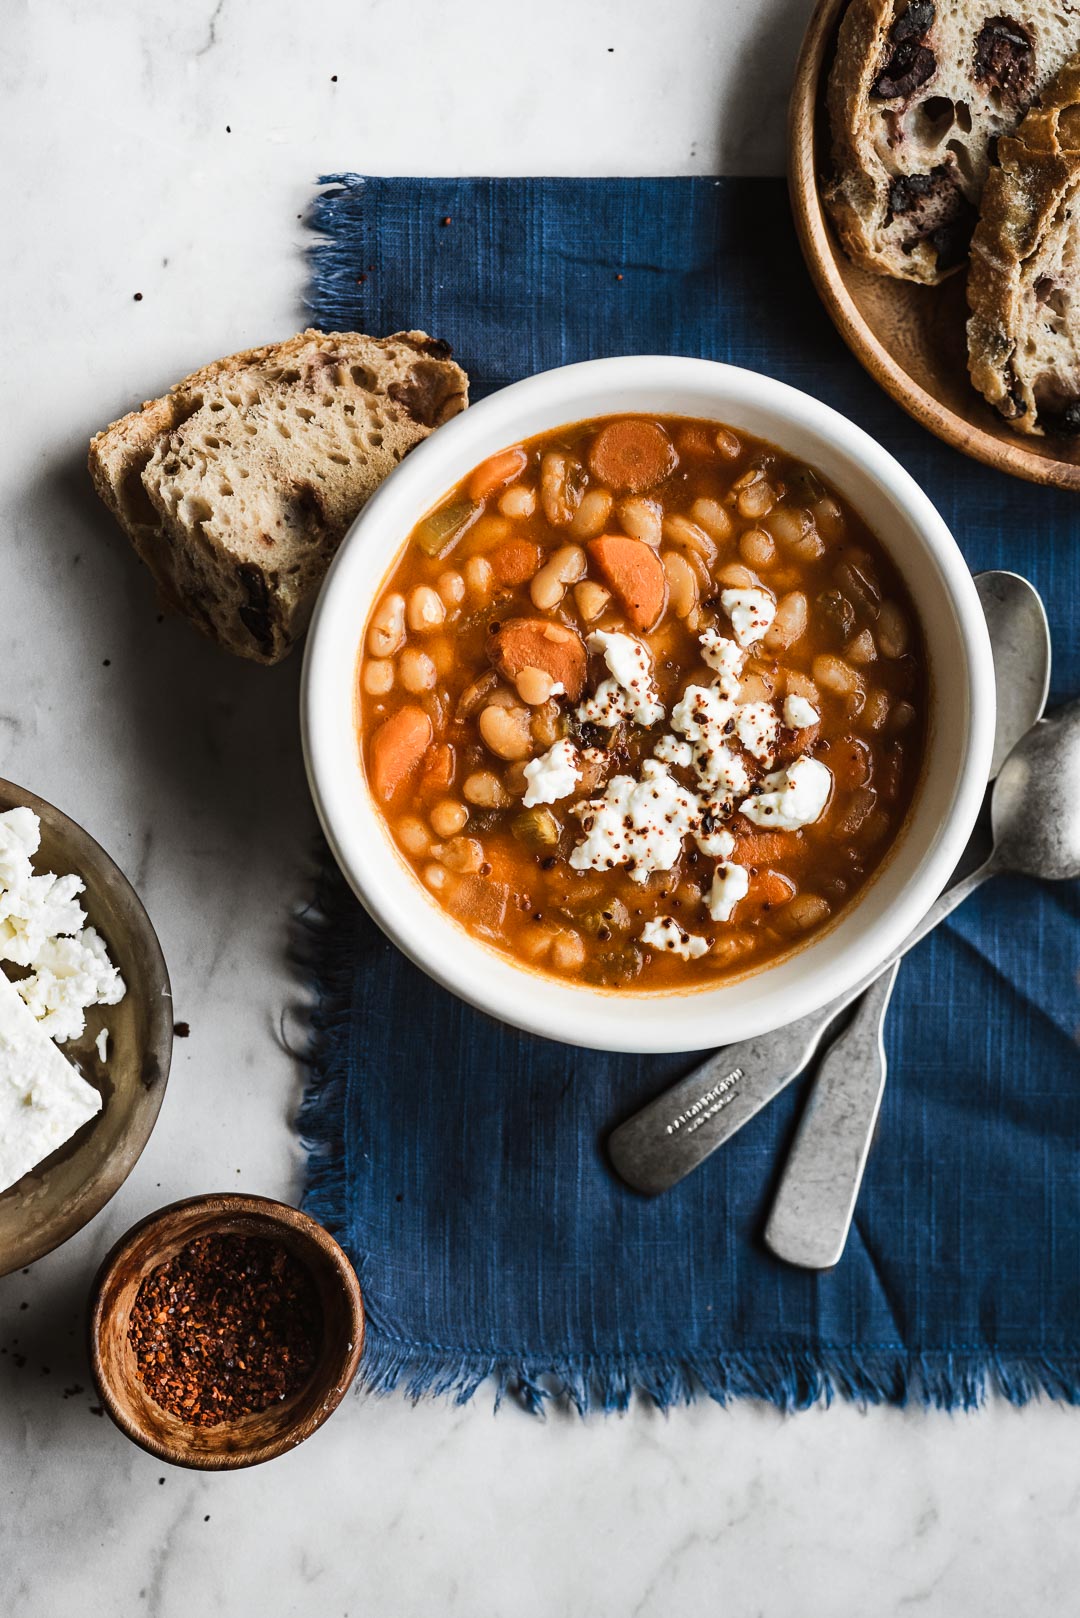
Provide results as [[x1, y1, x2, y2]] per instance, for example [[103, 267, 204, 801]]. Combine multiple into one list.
[[0, 777, 173, 1274], [88, 1194, 365, 1470], [789, 0, 1080, 490]]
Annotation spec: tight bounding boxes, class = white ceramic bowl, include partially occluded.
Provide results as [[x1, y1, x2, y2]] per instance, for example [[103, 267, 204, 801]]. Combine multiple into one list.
[[302, 357, 995, 1053]]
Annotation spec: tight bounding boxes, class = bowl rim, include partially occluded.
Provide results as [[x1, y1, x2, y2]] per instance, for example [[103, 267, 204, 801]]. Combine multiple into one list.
[[301, 354, 996, 1053], [0, 776, 173, 1276], [87, 1191, 365, 1471]]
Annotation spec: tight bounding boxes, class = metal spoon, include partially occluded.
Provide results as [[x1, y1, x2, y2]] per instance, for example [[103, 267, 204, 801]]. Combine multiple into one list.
[[764, 572, 1051, 1268], [610, 637, 1074, 1203]]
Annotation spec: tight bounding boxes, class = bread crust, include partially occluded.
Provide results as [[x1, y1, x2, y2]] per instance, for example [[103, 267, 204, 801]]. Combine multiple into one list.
[[967, 57, 1080, 432], [88, 330, 468, 663]]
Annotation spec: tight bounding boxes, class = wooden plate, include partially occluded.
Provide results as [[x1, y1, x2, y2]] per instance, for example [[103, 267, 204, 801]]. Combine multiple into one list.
[[0, 780, 173, 1274], [789, 0, 1080, 491]]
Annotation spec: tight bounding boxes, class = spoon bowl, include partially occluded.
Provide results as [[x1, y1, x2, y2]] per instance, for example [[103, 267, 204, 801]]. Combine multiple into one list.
[[992, 702, 1080, 883]]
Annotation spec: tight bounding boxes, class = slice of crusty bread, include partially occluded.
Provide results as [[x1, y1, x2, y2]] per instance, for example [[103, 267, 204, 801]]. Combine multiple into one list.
[[826, 0, 1080, 285], [968, 55, 1080, 432], [89, 329, 468, 663]]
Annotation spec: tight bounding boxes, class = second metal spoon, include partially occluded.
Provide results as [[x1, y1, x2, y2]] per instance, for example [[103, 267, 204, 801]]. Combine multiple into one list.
[[763, 571, 1051, 1268]]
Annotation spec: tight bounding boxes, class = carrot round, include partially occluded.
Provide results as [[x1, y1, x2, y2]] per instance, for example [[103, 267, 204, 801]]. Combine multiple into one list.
[[587, 534, 668, 631], [487, 617, 587, 699], [466, 446, 528, 503], [587, 420, 677, 493], [742, 869, 796, 918], [731, 832, 794, 868], [369, 705, 433, 802], [419, 740, 455, 794], [489, 538, 541, 586]]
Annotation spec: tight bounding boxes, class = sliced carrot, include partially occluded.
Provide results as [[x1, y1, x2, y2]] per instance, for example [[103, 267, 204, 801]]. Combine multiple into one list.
[[419, 741, 455, 794], [741, 868, 796, 919], [369, 705, 432, 802], [487, 617, 587, 699], [674, 424, 717, 459], [587, 420, 677, 493], [829, 735, 872, 792], [466, 446, 528, 503], [732, 832, 797, 867], [588, 533, 668, 631], [774, 722, 820, 765], [489, 538, 541, 586]]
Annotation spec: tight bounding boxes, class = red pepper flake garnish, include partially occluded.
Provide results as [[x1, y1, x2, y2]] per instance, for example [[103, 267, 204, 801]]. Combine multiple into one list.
[[126, 1234, 322, 1428]]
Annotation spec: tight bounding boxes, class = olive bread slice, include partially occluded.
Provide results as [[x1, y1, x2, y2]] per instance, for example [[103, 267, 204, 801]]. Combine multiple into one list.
[[89, 329, 468, 663], [968, 55, 1080, 432], [826, 0, 1080, 284]]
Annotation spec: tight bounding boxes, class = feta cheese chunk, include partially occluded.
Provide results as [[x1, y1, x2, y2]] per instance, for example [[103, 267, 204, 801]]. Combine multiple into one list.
[[670, 685, 750, 801], [694, 818, 735, 860], [0, 969, 101, 1194], [95, 1028, 109, 1063], [740, 756, 832, 831], [0, 808, 39, 889], [522, 739, 581, 808], [652, 733, 693, 770], [571, 760, 701, 884], [641, 917, 710, 960], [783, 694, 819, 730], [721, 587, 776, 649], [16, 928, 126, 1044], [577, 631, 665, 728], [698, 629, 745, 698], [0, 871, 86, 968], [708, 861, 750, 923], [735, 700, 779, 764]]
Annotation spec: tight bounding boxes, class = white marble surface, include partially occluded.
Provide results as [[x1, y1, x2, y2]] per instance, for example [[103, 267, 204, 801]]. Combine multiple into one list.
[[2, 2, 1077, 1613]]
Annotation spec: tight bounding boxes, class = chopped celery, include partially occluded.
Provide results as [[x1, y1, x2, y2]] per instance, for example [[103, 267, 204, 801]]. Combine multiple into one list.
[[414, 498, 478, 558]]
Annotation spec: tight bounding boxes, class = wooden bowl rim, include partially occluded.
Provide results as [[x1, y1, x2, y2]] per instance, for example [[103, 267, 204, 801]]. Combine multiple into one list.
[[788, 0, 1080, 492], [88, 1192, 366, 1471], [0, 775, 174, 1275]]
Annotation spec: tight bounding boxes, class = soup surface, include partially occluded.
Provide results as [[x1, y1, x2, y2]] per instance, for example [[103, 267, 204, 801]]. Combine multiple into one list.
[[357, 415, 927, 991]]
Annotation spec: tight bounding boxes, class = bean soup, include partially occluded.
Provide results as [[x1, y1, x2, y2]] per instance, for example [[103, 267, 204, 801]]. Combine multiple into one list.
[[357, 415, 927, 990]]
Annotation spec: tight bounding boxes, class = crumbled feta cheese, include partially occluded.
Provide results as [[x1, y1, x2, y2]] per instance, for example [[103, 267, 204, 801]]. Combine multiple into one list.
[[0, 808, 39, 889], [641, 917, 710, 960], [652, 733, 694, 770], [694, 818, 735, 861], [0, 970, 101, 1194], [670, 685, 750, 801], [522, 739, 581, 807], [740, 756, 832, 831], [721, 587, 776, 649], [735, 700, 779, 764], [784, 694, 819, 730], [577, 631, 665, 728], [16, 928, 126, 1044], [95, 1028, 109, 1063], [698, 628, 746, 697], [0, 871, 86, 968], [708, 861, 750, 922], [570, 759, 702, 884]]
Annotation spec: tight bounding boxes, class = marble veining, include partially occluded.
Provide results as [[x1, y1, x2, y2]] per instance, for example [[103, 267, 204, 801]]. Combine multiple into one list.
[[2, 0, 1079, 1613]]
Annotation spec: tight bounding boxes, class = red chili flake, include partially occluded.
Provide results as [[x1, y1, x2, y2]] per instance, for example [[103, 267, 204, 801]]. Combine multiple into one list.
[[127, 1234, 322, 1428], [615, 273, 623, 281], [133, 293, 143, 302], [441, 216, 452, 226], [173, 1021, 190, 1038]]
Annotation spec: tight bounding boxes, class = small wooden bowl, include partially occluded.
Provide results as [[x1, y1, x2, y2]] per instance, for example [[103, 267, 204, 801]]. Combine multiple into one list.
[[88, 1194, 365, 1470], [0, 777, 173, 1275], [789, 0, 1080, 491]]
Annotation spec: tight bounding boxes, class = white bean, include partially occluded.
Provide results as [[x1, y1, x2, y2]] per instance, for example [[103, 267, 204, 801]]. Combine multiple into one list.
[[812, 653, 860, 696], [399, 647, 436, 692], [479, 704, 533, 761], [463, 771, 510, 808], [407, 584, 446, 634], [689, 497, 734, 543], [499, 483, 537, 518], [569, 488, 613, 539], [573, 580, 611, 622], [430, 799, 468, 839], [436, 569, 465, 608], [368, 592, 406, 658], [662, 513, 717, 566], [617, 496, 662, 548], [876, 600, 910, 658], [662, 549, 699, 619], [362, 659, 395, 695], [530, 544, 587, 611]]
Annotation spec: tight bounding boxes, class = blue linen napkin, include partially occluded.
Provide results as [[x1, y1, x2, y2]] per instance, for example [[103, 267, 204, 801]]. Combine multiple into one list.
[[300, 176, 1080, 1411]]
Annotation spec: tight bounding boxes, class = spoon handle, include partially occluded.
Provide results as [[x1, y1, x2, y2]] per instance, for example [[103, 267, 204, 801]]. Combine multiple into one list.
[[608, 854, 998, 1195], [763, 959, 899, 1269]]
